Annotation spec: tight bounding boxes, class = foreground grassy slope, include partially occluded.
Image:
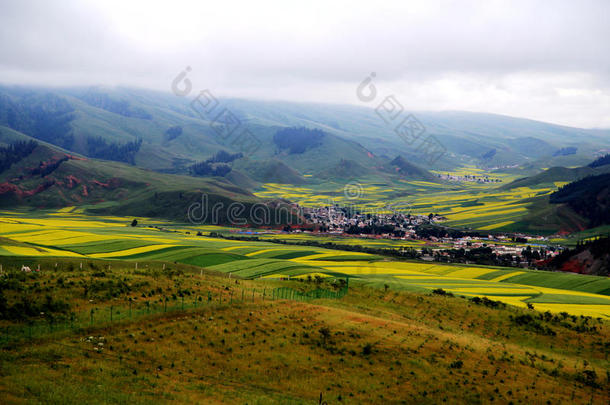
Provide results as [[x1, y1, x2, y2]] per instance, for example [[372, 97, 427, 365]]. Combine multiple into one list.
[[0, 257, 608, 404]]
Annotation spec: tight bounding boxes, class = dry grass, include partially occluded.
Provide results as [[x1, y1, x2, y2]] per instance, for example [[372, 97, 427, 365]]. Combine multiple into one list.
[[0, 261, 608, 404]]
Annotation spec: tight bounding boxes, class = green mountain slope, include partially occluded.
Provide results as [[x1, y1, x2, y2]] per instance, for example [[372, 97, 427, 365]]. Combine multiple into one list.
[[503, 156, 610, 233], [317, 159, 375, 179], [233, 158, 306, 184], [502, 165, 610, 189], [0, 136, 297, 225], [549, 173, 610, 228], [1, 85, 608, 178], [384, 155, 438, 181]]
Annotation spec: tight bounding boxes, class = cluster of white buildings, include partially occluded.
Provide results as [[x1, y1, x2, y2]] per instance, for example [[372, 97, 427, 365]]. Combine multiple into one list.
[[301, 204, 443, 234], [436, 173, 501, 183]]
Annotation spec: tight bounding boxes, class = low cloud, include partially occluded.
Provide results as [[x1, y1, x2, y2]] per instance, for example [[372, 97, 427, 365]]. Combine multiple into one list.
[[0, 0, 608, 127]]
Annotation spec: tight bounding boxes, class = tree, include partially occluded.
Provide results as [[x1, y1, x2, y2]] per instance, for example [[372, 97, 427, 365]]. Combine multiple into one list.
[[362, 343, 373, 356], [130, 219, 138, 227]]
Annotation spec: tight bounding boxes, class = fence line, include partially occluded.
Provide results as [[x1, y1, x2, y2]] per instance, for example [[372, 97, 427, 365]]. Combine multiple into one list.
[[1, 283, 348, 346]]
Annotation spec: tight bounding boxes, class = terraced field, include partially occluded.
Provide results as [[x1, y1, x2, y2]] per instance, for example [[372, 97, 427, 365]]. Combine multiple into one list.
[[1, 209, 609, 318]]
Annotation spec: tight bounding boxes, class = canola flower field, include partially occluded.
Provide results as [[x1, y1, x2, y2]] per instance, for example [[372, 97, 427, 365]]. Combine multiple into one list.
[[1, 209, 609, 318], [253, 169, 557, 231]]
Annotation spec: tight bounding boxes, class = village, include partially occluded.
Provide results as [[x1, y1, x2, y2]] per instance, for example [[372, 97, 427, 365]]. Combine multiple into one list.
[[435, 173, 502, 183], [282, 204, 562, 265]]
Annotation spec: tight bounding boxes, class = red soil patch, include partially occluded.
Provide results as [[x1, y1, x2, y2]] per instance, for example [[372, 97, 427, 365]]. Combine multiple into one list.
[[0, 180, 55, 198], [64, 175, 81, 189], [92, 178, 121, 189]]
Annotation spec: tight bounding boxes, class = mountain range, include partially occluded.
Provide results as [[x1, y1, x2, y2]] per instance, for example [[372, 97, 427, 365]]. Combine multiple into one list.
[[1, 84, 609, 231], [1, 85, 608, 176]]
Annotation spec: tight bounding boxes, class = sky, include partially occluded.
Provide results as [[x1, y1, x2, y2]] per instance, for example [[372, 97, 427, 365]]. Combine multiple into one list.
[[0, 0, 608, 128]]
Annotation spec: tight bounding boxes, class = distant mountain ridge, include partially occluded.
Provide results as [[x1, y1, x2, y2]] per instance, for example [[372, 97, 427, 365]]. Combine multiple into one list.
[[0, 85, 608, 179]]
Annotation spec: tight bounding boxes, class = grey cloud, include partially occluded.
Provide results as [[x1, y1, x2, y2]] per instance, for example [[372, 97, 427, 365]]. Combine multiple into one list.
[[0, 0, 608, 127]]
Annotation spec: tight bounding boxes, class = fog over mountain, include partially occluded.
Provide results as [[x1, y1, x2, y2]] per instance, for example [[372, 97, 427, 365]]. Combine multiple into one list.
[[0, 0, 609, 128]]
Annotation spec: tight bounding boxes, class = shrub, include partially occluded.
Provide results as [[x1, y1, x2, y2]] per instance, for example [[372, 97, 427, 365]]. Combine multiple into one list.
[[362, 343, 373, 356], [575, 370, 598, 388], [449, 360, 463, 369], [470, 296, 505, 309], [510, 314, 556, 336], [432, 288, 453, 297]]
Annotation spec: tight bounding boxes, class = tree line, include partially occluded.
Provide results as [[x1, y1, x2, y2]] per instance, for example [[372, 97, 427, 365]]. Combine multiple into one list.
[[188, 150, 243, 177], [0, 140, 38, 174], [86, 136, 143, 165], [273, 127, 325, 154]]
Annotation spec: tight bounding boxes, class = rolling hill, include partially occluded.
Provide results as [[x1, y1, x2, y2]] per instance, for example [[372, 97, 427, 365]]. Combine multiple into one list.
[[494, 155, 610, 233], [549, 173, 610, 228], [0, 136, 298, 225], [1, 85, 608, 179], [502, 165, 610, 189]]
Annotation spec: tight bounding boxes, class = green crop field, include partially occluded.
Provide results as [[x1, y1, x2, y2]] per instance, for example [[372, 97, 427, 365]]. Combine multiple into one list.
[[2, 209, 609, 319]]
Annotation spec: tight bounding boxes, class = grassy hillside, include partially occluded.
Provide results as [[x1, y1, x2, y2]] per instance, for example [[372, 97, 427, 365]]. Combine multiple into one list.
[[384, 155, 438, 181], [233, 158, 307, 184], [496, 158, 610, 233], [0, 142, 297, 225], [502, 166, 610, 190], [0, 255, 607, 404], [549, 173, 610, 228], [1, 85, 608, 177]]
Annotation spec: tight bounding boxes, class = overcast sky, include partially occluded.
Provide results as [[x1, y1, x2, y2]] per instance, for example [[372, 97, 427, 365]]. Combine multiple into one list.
[[0, 0, 608, 128]]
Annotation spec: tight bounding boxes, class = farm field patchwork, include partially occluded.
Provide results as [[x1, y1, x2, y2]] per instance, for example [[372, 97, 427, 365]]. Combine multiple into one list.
[[1, 210, 609, 318], [253, 174, 559, 231]]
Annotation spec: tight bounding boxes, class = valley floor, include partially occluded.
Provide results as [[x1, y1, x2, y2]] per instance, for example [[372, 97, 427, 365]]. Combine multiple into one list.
[[1, 209, 609, 319]]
